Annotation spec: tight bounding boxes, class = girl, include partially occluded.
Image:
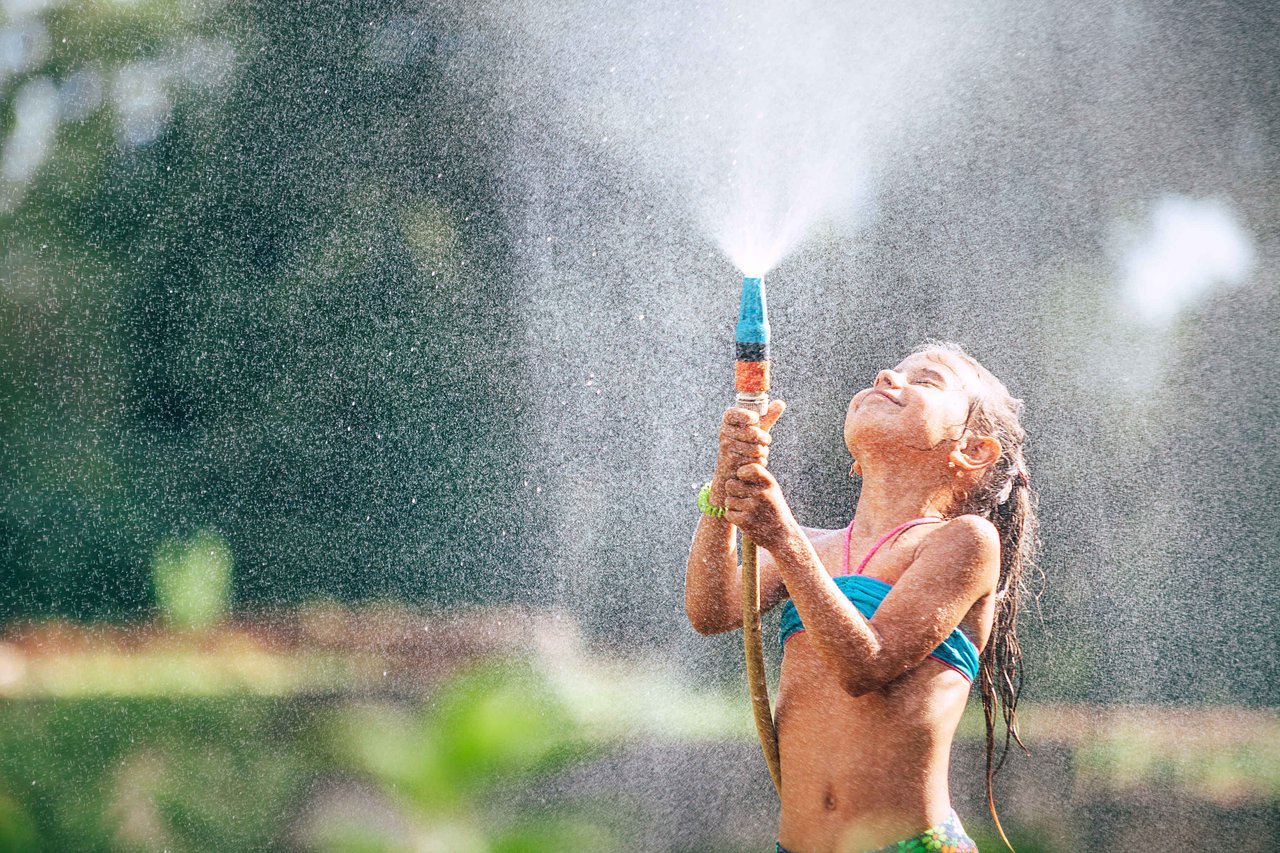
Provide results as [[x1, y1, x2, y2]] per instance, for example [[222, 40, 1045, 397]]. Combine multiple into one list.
[[686, 342, 1036, 853]]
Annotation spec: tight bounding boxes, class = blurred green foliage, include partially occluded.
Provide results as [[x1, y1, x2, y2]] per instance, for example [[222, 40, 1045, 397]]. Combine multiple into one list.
[[0, 663, 619, 852], [966, 827, 1051, 853], [1075, 722, 1280, 803], [0, 791, 39, 852], [0, 639, 1273, 850], [0, 697, 315, 851], [321, 663, 617, 852], [1, 0, 522, 620], [151, 528, 232, 629]]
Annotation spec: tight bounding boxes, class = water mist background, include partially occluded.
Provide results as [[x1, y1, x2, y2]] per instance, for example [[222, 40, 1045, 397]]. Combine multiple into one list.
[[493, 0, 1280, 707], [2, 0, 1278, 846]]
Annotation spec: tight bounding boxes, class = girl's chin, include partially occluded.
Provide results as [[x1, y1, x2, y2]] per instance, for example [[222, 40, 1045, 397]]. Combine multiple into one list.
[[847, 425, 927, 456], [847, 414, 910, 439]]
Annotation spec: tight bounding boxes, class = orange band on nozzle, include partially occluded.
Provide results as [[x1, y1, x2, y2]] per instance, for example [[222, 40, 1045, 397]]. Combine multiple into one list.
[[735, 360, 771, 393]]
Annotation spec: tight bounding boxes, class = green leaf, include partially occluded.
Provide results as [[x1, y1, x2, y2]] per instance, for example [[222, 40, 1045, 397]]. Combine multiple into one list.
[[151, 529, 233, 630]]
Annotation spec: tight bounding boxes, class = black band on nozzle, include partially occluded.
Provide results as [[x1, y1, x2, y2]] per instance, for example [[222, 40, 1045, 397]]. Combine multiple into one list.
[[735, 341, 770, 362]]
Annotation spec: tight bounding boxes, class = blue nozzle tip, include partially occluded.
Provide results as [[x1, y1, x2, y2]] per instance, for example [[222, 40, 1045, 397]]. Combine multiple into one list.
[[736, 276, 770, 345]]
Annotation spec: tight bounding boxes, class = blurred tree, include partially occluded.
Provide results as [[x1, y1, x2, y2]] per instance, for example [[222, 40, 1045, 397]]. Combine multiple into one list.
[[1, 0, 523, 618]]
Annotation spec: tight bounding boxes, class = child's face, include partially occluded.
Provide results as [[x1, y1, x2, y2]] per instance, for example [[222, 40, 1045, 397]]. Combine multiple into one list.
[[844, 350, 981, 459]]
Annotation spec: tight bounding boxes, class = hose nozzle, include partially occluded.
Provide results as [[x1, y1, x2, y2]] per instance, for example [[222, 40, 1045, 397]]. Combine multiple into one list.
[[735, 276, 770, 414]]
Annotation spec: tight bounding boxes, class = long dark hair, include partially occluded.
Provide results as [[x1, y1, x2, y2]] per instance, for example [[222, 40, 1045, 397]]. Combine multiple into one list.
[[919, 342, 1041, 851]]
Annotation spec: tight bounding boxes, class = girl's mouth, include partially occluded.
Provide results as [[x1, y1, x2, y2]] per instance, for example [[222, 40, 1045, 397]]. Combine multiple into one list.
[[869, 390, 902, 406]]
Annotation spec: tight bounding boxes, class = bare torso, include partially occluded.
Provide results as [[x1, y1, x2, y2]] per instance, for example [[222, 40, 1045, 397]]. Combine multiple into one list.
[[773, 525, 995, 853]]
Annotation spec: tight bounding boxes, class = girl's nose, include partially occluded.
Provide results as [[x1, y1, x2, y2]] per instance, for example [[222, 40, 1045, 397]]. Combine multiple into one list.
[[875, 369, 904, 388]]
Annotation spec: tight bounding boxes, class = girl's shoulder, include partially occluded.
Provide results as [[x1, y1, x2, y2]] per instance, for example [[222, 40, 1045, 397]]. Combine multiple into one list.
[[914, 514, 1000, 571], [936, 513, 999, 540], [879, 514, 998, 554]]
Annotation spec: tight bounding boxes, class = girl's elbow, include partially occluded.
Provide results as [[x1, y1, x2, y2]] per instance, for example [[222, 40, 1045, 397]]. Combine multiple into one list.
[[684, 582, 740, 635], [685, 605, 727, 635], [686, 610, 714, 635]]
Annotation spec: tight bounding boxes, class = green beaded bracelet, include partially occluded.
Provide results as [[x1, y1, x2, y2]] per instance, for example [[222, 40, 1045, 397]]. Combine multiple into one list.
[[697, 481, 726, 517]]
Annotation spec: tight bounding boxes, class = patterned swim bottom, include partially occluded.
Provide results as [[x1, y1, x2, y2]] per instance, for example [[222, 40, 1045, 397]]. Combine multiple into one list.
[[777, 809, 979, 852]]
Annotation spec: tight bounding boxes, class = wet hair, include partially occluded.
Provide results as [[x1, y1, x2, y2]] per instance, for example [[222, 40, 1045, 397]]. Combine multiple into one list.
[[914, 341, 1040, 852]]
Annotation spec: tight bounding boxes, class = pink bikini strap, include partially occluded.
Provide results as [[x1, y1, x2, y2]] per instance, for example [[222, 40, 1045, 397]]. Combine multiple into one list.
[[843, 517, 945, 576]]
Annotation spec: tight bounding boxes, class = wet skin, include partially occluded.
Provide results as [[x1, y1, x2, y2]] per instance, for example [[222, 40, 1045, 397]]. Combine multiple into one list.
[[686, 351, 1001, 852], [771, 522, 993, 851]]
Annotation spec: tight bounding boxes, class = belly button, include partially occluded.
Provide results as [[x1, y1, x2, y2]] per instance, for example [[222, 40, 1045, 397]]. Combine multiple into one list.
[[823, 789, 837, 811]]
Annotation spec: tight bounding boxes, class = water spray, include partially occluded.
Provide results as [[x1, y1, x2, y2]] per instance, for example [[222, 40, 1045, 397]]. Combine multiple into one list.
[[735, 275, 782, 796]]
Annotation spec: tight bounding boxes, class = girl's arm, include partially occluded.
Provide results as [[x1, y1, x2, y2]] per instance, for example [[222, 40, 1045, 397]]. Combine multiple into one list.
[[684, 499, 744, 635], [727, 465, 998, 695], [685, 403, 787, 635]]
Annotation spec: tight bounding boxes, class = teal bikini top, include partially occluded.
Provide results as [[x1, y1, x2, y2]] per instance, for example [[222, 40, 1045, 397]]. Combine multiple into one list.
[[777, 517, 981, 683]]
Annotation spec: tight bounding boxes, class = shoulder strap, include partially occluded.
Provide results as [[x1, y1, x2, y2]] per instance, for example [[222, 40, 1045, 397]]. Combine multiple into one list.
[[845, 517, 944, 576], [842, 519, 856, 575]]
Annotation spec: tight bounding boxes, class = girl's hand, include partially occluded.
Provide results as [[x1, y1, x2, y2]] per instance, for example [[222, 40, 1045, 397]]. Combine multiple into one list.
[[711, 400, 793, 548], [711, 400, 786, 502], [723, 462, 799, 550]]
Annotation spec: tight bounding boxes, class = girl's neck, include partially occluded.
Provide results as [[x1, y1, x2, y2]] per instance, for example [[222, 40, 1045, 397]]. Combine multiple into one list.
[[850, 458, 954, 538]]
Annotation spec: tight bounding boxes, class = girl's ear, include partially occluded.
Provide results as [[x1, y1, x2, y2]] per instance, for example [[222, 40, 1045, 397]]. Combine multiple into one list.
[[949, 434, 1002, 472]]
